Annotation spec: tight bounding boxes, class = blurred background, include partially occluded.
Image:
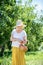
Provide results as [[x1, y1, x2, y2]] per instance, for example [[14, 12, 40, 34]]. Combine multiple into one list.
[[0, 0, 43, 65]]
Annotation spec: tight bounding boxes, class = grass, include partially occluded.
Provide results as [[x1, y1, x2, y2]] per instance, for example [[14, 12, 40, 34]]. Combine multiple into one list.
[[0, 51, 43, 65], [25, 51, 43, 65]]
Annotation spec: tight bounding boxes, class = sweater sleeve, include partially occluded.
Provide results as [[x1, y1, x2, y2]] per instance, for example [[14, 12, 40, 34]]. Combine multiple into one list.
[[11, 29, 15, 36], [23, 30, 27, 37]]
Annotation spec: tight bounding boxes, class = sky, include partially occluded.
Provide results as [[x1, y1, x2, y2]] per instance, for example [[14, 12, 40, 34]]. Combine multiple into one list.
[[32, 0, 43, 23], [16, 0, 43, 23], [17, 0, 43, 11], [32, 0, 43, 11]]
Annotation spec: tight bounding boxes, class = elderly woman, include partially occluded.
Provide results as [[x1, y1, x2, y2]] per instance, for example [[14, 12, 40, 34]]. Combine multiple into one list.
[[10, 20, 27, 65]]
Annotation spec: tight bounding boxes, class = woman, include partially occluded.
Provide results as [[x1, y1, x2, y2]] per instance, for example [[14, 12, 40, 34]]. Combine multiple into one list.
[[10, 20, 27, 65]]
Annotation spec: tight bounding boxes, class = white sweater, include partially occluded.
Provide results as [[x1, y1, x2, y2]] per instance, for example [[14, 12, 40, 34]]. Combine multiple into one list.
[[11, 29, 27, 47]]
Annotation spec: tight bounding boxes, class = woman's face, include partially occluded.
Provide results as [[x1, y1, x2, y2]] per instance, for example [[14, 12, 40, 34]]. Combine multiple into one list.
[[16, 26, 23, 32]]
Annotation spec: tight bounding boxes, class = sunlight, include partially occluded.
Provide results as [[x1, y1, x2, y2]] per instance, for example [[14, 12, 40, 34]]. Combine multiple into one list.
[[36, 4, 42, 11]]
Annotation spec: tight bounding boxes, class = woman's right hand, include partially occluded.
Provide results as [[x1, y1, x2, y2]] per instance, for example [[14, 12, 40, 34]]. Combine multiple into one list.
[[10, 35, 22, 42], [10, 35, 18, 42], [16, 38, 23, 43]]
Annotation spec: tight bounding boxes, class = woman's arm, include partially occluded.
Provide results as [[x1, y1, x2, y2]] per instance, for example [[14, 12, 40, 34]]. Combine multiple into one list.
[[20, 36, 27, 45], [10, 35, 17, 42], [10, 35, 22, 43], [23, 36, 27, 44]]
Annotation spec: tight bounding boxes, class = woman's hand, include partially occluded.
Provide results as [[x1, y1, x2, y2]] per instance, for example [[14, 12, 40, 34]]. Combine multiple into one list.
[[19, 36, 28, 46], [16, 39, 23, 43], [10, 35, 22, 43], [10, 36, 18, 42], [10, 35, 27, 44]]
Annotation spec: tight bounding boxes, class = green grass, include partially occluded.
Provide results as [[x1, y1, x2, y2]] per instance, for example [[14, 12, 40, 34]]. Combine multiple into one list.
[[25, 52, 43, 61], [25, 52, 43, 65], [0, 51, 43, 65]]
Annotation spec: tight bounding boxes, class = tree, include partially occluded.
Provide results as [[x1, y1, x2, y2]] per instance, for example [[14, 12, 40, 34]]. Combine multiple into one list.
[[0, 0, 43, 54]]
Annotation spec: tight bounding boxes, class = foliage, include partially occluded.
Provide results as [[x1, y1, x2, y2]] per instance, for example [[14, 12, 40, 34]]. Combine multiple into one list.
[[0, 0, 43, 54], [0, 52, 43, 65]]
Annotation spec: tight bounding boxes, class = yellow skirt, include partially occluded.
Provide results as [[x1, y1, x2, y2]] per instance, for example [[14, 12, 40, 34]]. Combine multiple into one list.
[[12, 47, 26, 65]]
